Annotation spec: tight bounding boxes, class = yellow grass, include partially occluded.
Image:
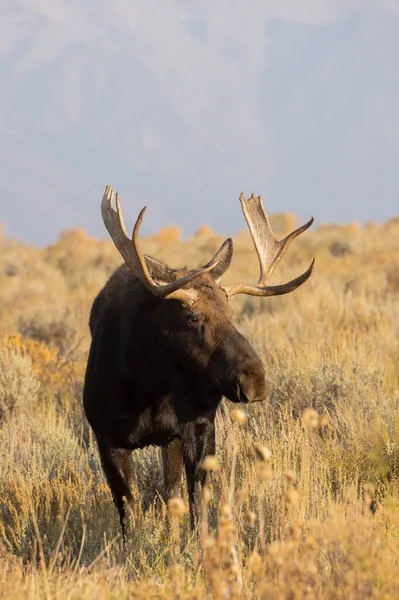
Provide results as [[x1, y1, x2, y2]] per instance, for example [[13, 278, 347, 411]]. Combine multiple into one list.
[[0, 217, 399, 598]]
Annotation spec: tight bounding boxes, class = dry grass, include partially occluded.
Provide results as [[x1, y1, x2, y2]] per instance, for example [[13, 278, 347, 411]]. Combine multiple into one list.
[[0, 216, 399, 598]]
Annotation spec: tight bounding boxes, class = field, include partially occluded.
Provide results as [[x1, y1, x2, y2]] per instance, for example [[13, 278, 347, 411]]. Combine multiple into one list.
[[1, 213, 399, 599]]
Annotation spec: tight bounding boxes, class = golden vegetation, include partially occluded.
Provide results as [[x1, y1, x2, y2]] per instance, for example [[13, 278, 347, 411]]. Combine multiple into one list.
[[1, 216, 399, 598], [154, 226, 182, 244]]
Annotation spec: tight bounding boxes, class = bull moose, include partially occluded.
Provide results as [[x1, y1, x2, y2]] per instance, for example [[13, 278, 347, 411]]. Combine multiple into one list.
[[83, 186, 314, 536]]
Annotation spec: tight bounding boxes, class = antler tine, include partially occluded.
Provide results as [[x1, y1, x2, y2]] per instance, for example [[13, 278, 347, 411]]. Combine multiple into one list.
[[101, 185, 220, 298], [223, 192, 315, 298]]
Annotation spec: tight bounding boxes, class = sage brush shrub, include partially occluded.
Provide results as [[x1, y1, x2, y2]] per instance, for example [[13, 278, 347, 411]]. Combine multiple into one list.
[[0, 345, 39, 423]]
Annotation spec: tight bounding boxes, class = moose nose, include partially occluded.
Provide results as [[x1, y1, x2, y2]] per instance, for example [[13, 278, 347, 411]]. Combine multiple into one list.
[[236, 360, 267, 404]]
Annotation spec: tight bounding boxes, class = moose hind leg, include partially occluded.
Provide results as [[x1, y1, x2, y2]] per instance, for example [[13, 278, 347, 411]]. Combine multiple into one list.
[[183, 421, 216, 530], [119, 448, 135, 491], [98, 443, 134, 539], [162, 438, 184, 503]]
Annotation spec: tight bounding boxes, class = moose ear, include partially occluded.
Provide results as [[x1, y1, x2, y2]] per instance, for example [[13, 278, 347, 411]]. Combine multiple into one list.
[[202, 238, 234, 284], [144, 255, 178, 282]]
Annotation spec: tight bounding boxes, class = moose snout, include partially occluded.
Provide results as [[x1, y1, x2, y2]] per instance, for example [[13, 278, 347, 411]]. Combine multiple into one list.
[[212, 331, 267, 404], [235, 362, 267, 403], [237, 371, 266, 403]]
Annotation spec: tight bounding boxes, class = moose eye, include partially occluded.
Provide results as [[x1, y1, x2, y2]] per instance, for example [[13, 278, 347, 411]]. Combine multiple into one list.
[[186, 314, 199, 327]]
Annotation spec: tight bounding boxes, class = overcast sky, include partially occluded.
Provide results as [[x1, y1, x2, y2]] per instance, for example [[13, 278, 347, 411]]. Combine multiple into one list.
[[1, 1, 398, 245]]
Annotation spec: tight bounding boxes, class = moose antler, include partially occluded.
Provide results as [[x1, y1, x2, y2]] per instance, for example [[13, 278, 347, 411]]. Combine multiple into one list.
[[101, 185, 220, 298], [223, 193, 314, 298]]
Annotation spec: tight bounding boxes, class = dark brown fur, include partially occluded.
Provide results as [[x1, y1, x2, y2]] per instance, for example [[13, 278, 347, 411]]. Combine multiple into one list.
[[83, 259, 266, 535]]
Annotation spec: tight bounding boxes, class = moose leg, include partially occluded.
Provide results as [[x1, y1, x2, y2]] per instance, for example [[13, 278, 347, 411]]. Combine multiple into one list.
[[162, 438, 184, 502], [97, 441, 134, 540], [183, 421, 216, 530]]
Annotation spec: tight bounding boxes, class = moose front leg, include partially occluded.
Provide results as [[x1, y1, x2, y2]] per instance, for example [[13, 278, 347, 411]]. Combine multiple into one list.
[[96, 441, 134, 540], [182, 419, 216, 530]]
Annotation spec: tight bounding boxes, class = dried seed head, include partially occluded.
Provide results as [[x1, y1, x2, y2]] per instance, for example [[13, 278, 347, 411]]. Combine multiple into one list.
[[245, 509, 257, 526], [254, 445, 271, 462], [218, 519, 236, 536], [255, 462, 273, 480], [248, 549, 263, 574], [267, 541, 285, 565], [288, 524, 300, 541], [200, 455, 220, 471], [220, 503, 233, 519], [301, 408, 319, 430], [306, 560, 318, 575], [284, 488, 299, 506], [363, 483, 375, 494], [303, 535, 316, 550], [319, 414, 330, 428], [235, 487, 249, 504], [204, 535, 216, 549], [167, 497, 187, 517], [285, 470, 296, 483], [231, 408, 248, 425]]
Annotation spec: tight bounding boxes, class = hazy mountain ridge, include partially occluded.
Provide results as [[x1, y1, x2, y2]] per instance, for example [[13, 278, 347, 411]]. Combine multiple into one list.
[[1, 2, 398, 244]]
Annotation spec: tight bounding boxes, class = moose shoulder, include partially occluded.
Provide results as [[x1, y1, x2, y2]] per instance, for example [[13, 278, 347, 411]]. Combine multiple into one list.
[[83, 186, 315, 536]]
